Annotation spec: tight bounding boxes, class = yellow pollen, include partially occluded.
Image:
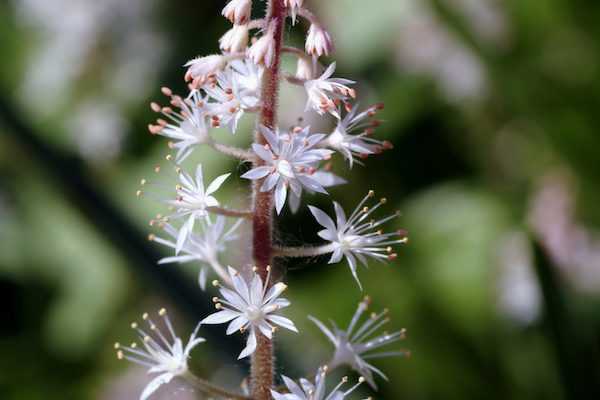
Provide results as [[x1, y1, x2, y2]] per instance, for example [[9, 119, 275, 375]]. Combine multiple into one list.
[[158, 308, 167, 316]]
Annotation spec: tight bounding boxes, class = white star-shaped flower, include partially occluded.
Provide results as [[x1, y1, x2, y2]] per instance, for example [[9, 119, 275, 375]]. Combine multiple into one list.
[[325, 103, 392, 168], [271, 366, 365, 400], [201, 266, 298, 359], [241, 125, 333, 214], [308, 191, 407, 289], [148, 89, 210, 162], [167, 164, 230, 254], [115, 309, 205, 400], [309, 297, 408, 389], [204, 59, 263, 133], [304, 63, 355, 118], [149, 216, 242, 289]]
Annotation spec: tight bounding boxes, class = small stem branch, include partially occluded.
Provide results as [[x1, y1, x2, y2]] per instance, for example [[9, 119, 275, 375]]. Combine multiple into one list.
[[207, 206, 254, 219], [184, 372, 251, 400], [248, 19, 266, 30], [282, 46, 311, 62], [297, 7, 321, 26], [208, 140, 255, 161], [273, 243, 337, 258], [282, 73, 306, 86]]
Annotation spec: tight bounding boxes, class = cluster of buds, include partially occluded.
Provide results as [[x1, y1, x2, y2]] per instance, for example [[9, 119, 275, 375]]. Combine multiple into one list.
[[118, 1, 407, 400]]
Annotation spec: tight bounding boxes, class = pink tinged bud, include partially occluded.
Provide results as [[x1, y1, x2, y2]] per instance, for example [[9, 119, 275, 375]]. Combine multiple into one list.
[[295, 57, 314, 80], [222, 0, 252, 25], [247, 22, 277, 67], [305, 24, 334, 57], [284, 0, 304, 24], [219, 24, 250, 53], [184, 55, 226, 85]]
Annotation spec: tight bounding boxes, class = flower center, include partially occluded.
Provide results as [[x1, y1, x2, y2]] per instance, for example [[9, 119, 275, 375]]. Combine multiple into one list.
[[245, 305, 263, 322], [340, 234, 362, 250], [276, 159, 294, 178]]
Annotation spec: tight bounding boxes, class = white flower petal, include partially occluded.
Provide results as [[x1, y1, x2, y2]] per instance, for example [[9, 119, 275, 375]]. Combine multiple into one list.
[[267, 315, 298, 333], [201, 310, 240, 325], [309, 206, 337, 233], [140, 373, 174, 400], [227, 315, 249, 335], [274, 180, 288, 214], [238, 330, 258, 359], [241, 166, 272, 180], [206, 173, 231, 195], [308, 316, 338, 345]]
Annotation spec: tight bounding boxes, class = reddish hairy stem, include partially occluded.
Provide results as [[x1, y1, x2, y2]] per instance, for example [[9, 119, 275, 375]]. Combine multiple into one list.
[[251, 1, 286, 399]]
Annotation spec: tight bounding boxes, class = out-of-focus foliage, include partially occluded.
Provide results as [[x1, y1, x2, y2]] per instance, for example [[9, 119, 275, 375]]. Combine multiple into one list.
[[1, 0, 600, 399]]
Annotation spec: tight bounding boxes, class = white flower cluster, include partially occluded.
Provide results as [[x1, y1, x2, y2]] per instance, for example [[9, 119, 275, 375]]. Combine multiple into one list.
[[117, 1, 408, 399]]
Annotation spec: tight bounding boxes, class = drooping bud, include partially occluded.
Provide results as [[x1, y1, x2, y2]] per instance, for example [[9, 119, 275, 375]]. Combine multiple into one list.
[[284, 0, 304, 24], [184, 54, 227, 86], [247, 22, 277, 67], [305, 24, 334, 57], [222, 0, 252, 25], [219, 24, 250, 53]]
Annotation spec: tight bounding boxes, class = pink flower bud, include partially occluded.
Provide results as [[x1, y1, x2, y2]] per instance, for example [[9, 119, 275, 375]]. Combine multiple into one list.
[[219, 24, 250, 53], [305, 24, 334, 57], [284, 0, 304, 24], [222, 0, 252, 24], [247, 22, 277, 67], [184, 55, 227, 86]]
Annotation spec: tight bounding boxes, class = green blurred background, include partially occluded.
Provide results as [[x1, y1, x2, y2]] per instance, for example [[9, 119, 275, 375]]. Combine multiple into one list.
[[1, 0, 600, 399]]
